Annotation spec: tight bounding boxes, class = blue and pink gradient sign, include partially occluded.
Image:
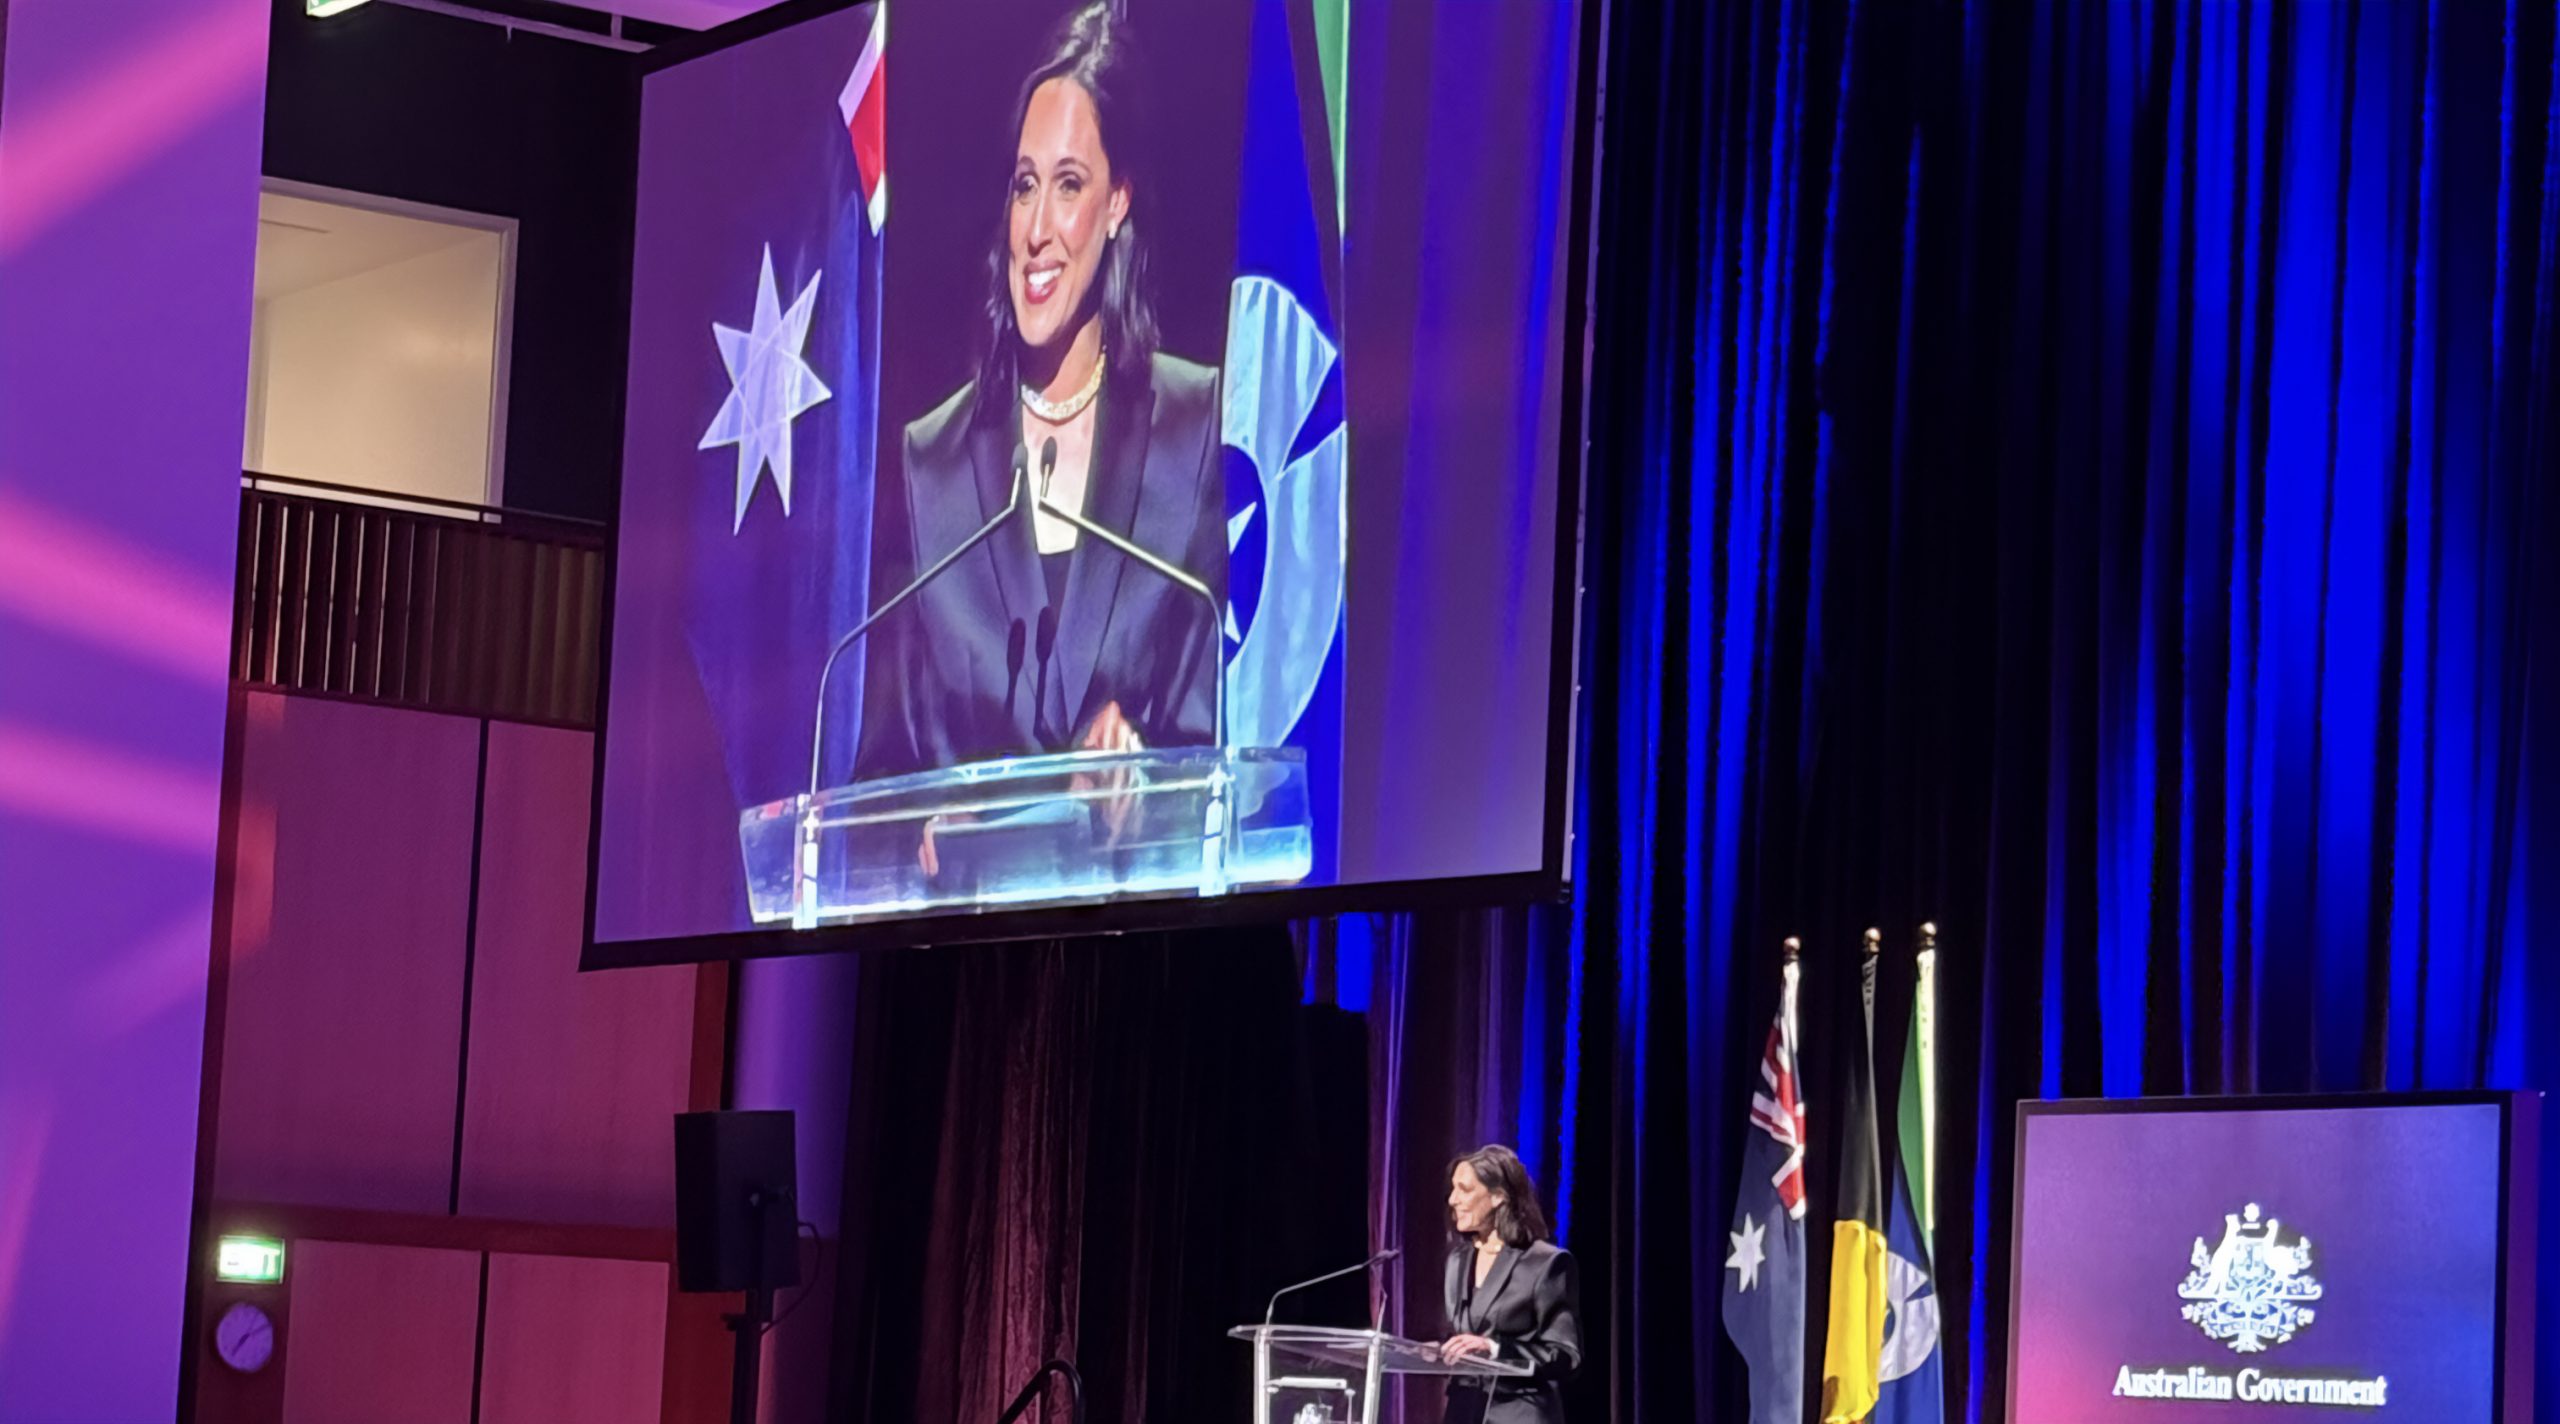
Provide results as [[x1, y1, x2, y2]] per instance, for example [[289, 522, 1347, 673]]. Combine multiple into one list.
[[2011, 1099, 2516, 1423]]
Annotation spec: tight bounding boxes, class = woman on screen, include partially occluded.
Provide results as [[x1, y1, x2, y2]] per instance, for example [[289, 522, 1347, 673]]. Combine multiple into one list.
[[1441, 1144, 1582, 1424], [857, 2, 1226, 787]]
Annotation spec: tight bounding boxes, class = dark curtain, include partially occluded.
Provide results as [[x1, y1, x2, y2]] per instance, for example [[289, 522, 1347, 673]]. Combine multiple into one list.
[[827, 932, 1368, 1424], [1363, 2, 2560, 1423]]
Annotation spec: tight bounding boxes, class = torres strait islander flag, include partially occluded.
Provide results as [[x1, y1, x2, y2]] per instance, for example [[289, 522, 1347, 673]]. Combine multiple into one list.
[[1875, 932, 1946, 1424]]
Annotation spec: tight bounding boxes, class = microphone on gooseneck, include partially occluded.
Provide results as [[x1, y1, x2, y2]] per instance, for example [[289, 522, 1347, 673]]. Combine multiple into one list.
[[1264, 1247, 1402, 1328], [805, 443, 1033, 796], [1033, 439, 1061, 724]]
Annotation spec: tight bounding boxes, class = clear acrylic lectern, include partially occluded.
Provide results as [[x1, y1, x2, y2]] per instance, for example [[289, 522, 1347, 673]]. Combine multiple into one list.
[[740, 746, 1313, 927], [1227, 1325, 1532, 1424]]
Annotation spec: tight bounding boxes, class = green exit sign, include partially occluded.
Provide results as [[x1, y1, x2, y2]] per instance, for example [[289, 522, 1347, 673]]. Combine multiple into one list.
[[215, 1236, 285, 1285]]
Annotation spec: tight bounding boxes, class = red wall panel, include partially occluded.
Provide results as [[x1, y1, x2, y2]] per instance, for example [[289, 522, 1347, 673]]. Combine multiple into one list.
[[477, 1252, 670, 1424], [277, 1240, 478, 1424], [457, 722, 693, 1226], [214, 693, 478, 1212]]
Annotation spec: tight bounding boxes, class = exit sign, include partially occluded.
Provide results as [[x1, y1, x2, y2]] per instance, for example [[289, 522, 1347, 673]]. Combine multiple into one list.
[[215, 1236, 285, 1285]]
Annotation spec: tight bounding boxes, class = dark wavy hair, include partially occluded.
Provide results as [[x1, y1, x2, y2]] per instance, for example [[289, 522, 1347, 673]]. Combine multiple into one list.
[[977, 1, 1160, 421], [1450, 1144, 1553, 1249]]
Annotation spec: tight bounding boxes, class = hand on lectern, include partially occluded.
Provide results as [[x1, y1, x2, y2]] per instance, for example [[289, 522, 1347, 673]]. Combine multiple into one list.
[[1442, 1333, 1496, 1362], [1071, 699, 1144, 840]]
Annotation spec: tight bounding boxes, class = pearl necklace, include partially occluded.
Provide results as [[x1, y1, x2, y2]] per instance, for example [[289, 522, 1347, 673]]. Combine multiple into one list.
[[1021, 347, 1106, 424]]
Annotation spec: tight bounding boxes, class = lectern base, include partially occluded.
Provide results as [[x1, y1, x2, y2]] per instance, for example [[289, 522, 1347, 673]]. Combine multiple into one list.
[[740, 746, 1314, 927]]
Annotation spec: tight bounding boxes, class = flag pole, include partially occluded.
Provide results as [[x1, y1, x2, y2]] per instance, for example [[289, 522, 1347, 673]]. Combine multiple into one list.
[[1822, 928, 1888, 1424], [1913, 924, 1938, 1236]]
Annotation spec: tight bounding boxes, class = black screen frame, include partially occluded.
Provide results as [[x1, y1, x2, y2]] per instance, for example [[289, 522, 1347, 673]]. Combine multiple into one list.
[[581, 0, 1599, 967]]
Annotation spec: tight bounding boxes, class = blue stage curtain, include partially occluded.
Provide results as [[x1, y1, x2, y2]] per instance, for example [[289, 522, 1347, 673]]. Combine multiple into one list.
[[1356, 2, 2560, 1420]]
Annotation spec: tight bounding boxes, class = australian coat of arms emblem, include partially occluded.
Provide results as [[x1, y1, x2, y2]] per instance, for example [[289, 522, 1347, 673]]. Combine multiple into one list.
[[2177, 1203, 2323, 1352]]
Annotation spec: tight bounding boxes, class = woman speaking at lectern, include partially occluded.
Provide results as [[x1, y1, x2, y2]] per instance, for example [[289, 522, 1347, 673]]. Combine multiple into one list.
[[1441, 1145, 1583, 1424], [856, 2, 1228, 786]]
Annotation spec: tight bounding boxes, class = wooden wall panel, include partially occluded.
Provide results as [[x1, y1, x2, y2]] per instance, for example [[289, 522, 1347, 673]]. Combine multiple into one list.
[[277, 1240, 478, 1424], [457, 722, 693, 1226], [214, 693, 478, 1212], [477, 1253, 669, 1424]]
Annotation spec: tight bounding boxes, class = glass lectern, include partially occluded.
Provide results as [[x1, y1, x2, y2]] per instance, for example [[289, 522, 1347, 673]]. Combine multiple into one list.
[[740, 746, 1313, 927], [1227, 1324, 1532, 1424]]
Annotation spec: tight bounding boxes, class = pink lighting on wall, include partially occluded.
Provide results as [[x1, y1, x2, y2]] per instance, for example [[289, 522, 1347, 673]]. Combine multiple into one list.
[[0, 1097, 54, 1351], [0, 0, 268, 1412], [0, 1, 267, 257], [0, 723, 225, 849], [0, 491, 234, 684]]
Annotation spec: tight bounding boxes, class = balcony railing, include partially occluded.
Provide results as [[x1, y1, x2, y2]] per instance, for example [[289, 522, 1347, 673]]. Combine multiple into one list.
[[232, 474, 607, 728]]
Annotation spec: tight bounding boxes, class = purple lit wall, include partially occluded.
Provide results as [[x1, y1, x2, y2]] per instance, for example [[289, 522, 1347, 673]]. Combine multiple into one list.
[[0, 0, 269, 1417], [729, 953, 860, 1424]]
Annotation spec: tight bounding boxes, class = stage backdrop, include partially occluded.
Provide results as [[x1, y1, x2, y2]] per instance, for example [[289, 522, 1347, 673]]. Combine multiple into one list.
[[1341, 2, 2560, 1424]]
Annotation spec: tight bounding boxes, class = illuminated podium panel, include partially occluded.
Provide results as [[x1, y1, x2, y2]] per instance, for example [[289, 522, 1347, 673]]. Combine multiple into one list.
[[740, 747, 1312, 927], [1229, 1325, 1530, 1424]]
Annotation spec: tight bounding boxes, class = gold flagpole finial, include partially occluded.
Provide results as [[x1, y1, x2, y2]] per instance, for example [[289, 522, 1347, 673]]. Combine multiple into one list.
[[1782, 936, 1802, 963], [1863, 926, 1882, 957], [1918, 921, 1939, 952]]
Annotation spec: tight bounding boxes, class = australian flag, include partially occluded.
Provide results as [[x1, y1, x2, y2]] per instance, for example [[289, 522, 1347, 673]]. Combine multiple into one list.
[[1723, 958, 1808, 1424], [687, 2, 886, 835]]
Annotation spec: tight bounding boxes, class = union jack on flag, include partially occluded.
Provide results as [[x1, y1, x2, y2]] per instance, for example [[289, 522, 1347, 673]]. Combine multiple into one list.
[[1750, 964, 1808, 1218], [838, 2, 886, 232]]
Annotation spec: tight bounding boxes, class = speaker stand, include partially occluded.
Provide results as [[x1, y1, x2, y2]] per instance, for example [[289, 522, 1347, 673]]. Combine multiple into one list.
[[726, 1285, 772, 1424]]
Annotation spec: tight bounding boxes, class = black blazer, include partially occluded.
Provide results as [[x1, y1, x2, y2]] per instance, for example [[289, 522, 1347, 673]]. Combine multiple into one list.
[[1443, 1240, 1582, 1424], [855, 352, 1227, 780]]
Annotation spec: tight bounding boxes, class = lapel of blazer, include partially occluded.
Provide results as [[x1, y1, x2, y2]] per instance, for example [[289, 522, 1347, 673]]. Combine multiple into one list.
[[1052, 365, 1152, 730], [1477, 1245, 1524, 1324], [967, 403, 1041, 732], [1444, 1247, 1465, 1330]]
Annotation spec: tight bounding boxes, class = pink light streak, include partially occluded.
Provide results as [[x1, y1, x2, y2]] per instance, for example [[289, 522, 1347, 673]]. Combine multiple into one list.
[[0, 723, 223, 850], [79, 901, 224, 1040], [0, 491, 232, 685], [0, 1, 269, 258], [0, 1095, 55, 1351]]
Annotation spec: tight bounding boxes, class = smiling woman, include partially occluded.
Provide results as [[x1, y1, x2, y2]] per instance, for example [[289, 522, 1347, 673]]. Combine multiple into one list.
[[855, 0, 1227, 783], [1442, 1145, 1583, 1424]]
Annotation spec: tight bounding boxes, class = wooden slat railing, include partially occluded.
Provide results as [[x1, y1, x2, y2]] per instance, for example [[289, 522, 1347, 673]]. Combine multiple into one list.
[[232, 474, 607, 728]]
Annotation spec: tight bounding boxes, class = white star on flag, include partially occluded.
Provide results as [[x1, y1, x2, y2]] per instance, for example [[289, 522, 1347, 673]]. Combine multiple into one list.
[[701, 244, 829, 533], [1727, 1213, 1768, 1292]]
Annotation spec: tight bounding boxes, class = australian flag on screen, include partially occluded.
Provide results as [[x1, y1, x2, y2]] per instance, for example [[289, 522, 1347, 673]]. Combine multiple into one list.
[[1723, 963, 1808, 1424], [687, 5, 887, 815]]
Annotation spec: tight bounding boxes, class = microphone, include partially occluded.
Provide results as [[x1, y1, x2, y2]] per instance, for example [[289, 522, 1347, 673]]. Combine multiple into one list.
[[806, 443, 1036, 797], [1033, 436, 1225, 750], [1263, 1247, 1399, 1328]]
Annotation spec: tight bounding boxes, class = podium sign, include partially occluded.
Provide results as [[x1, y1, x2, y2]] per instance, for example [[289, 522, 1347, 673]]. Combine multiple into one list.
[[741, 746, 1313, 927], [1228, 1325, 1531, 1424]]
